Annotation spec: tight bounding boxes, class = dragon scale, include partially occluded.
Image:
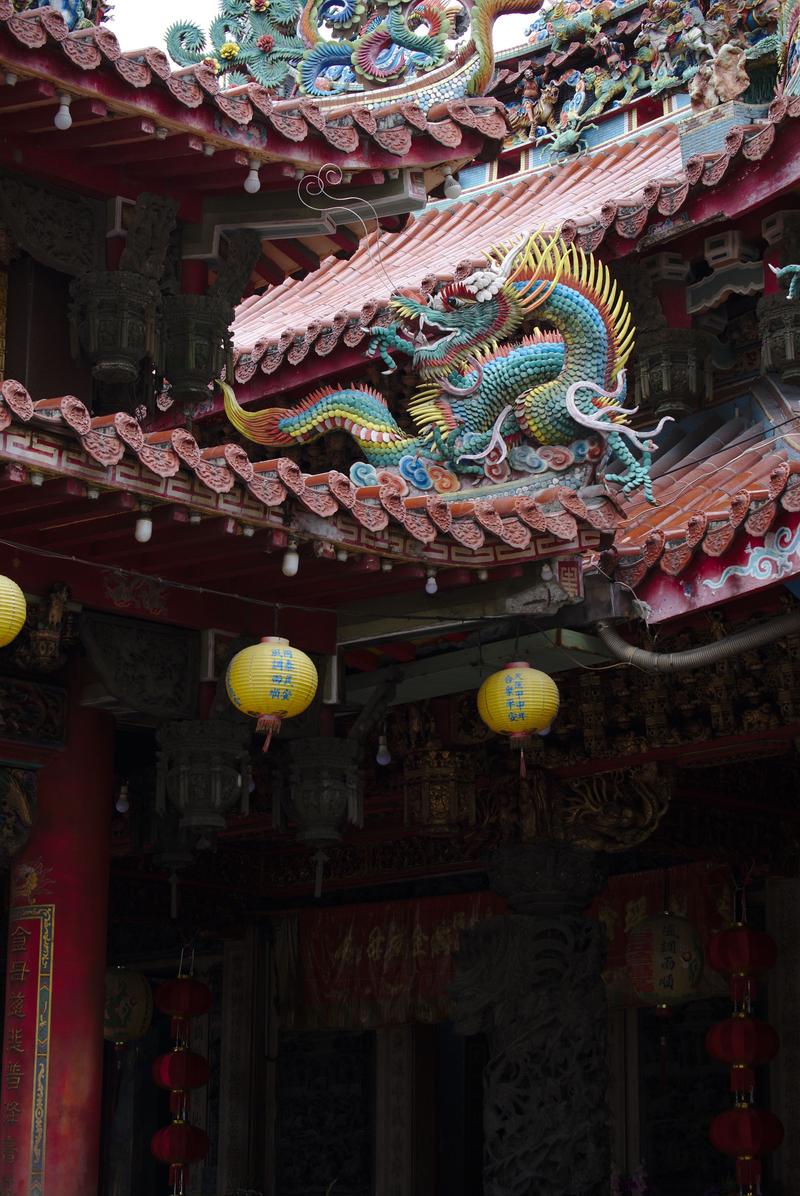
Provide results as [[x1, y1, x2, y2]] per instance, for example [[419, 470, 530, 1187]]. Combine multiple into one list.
[[224, 234, 664, 500]]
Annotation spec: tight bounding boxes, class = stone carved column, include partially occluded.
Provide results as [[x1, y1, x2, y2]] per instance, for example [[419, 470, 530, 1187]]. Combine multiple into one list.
[[452, 842, 608, 1196]]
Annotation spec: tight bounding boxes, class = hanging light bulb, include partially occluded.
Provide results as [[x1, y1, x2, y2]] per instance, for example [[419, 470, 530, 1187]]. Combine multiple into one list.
[[54, 93, 73, 130], [425, 568, 438, 595], [381, 559, 393, 573], [243, 158, 261, 194], [376, 733, 392, 767], [477, 568, 489, 582], [135, 504, 153, 544], [336, 548, 349, 562], [442, 167, 462, 200], [281, 538, 300, 577], [115, 782, 130, 814]]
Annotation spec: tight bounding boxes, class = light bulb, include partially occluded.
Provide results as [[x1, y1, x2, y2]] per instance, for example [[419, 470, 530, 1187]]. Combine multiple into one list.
[[336, 548, 348, 562], [115, 783, 130, 814], [282, 538, 300, 577], [243, 159, 261, 193], [4, 73, 18, 87], [54, 94, 72, 130], [135, 508, 153, 543], [203, 143, 215, 157], [425, 570, 438, 595], [376, 734, 392, 766], [29, 471, 44, 487], [443, 173, 462, 200], [381, 559, 393, 573], [477, 568, 489, 582]]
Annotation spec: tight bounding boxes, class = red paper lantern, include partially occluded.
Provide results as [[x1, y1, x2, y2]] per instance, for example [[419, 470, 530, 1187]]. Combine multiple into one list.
[[151, 1121, 209, 1184], [706, 1017, 779, 1093], [152, 1049, 210, 1092], [710, 1105, 783, 1163], [154, 978, 212, 1020], [708, 927, 777, 977]]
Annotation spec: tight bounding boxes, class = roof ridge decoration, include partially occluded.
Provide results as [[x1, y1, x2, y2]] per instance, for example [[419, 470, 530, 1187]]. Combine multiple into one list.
[[223, 229, 675, 505], [13, 0, 108, 31], [165, 0, 544, 104]]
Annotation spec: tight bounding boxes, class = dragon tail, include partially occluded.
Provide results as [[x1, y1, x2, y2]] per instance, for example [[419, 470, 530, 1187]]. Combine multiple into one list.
[[221, 381, 418, 464], [468, 0, 548, 95]]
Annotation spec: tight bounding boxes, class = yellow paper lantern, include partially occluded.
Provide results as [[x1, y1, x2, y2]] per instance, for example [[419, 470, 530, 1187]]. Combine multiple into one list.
[[0, 576, 26, 648], [625, 912, 703, 1013], [477, 661, 559, 738], [226, 635, 318, 750]]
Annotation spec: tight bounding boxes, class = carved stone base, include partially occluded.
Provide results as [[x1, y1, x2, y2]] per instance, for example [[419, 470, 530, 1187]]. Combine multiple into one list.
[[453, 843, 608, 1196]]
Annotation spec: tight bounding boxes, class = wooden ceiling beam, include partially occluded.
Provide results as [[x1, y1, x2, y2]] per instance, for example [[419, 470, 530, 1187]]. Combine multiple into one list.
[[0, 96, 107, 136], [85, 131, 206, 165], [29, 114, 157, 151], [0, 476, 86, 520], [0, 78, 55, 112]]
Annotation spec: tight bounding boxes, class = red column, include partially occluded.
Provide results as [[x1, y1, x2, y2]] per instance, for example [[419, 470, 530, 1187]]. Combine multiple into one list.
[[0, 693, 114, 1196]]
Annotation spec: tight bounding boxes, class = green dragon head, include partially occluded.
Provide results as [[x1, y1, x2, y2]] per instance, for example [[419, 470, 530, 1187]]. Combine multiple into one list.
[[389, 271, 526, 380]]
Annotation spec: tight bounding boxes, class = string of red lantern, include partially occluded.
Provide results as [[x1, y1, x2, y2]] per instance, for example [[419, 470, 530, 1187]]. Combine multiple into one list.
[[150, 975, 212, 1196], [706, 919, 783, 1196]]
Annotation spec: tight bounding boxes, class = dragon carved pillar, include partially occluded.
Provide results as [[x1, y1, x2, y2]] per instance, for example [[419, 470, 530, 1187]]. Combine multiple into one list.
[[452, 842, 609, 1196]]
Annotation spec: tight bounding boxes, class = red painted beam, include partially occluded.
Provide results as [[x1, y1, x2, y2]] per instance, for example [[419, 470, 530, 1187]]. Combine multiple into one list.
[[134, 147, 249, 180], [0, 95, 106, 136], [1, 542, 337, 650], [253, 253, 286, 287], [0, 76, 54, 111], [0, 476, 86, 520], [277, 237, 320, 274], [28, 114, 157, 151], [86, 131, 206, 165]]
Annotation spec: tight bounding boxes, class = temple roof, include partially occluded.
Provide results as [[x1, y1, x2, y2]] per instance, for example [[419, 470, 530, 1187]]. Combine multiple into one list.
[[231, 98, 800, 386], [0, 0, 507, 186], [3, 378, 798, 621]]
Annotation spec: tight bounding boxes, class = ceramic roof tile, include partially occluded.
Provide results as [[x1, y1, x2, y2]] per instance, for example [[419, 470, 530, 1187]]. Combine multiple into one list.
[[232, 96, 800, 382]]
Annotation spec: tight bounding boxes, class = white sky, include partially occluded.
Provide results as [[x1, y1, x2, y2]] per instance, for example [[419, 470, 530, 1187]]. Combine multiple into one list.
[[108, 0, 530, 53]]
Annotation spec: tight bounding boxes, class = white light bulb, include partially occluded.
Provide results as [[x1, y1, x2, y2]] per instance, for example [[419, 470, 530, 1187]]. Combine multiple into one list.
[[336, 548, 348, 562], [115, 784, 130, 814], [4, 73, 18, 87], [282, 539, 300, 577], [54, 94, 72, 130], [244, 159, 261, 193], [425, 572, 438, 595], [29, 471, 45, 487], [381, 559, 393, 573], [477, 568, 489, 582], [376, 734, 392, 767], [443, 173, 462, 200], [134, 515, 153, 544]]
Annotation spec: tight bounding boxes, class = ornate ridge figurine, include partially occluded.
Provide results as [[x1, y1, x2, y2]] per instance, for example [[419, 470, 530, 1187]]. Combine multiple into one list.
[[224, 230, 672, 503], [167, 0, 540, 99], [14, 0, 108, 27]]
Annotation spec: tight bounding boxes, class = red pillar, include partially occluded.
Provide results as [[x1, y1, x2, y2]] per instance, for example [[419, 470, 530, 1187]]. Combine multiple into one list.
[[0, 692, 114, 1196]]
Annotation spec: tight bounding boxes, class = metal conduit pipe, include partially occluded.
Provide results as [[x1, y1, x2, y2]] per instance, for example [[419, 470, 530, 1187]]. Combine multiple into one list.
[[596, 609, 800, 673]]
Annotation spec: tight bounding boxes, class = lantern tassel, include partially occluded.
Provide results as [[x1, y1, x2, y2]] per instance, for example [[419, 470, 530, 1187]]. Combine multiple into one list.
[[257, 713, 282, 753], [519, 743, 527, 778]]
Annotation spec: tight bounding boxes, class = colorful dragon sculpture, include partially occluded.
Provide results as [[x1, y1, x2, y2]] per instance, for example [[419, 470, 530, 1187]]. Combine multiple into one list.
[[224, 233, 671, 503], [167, 0, 543, 99], [15, 0, 108, 27]]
